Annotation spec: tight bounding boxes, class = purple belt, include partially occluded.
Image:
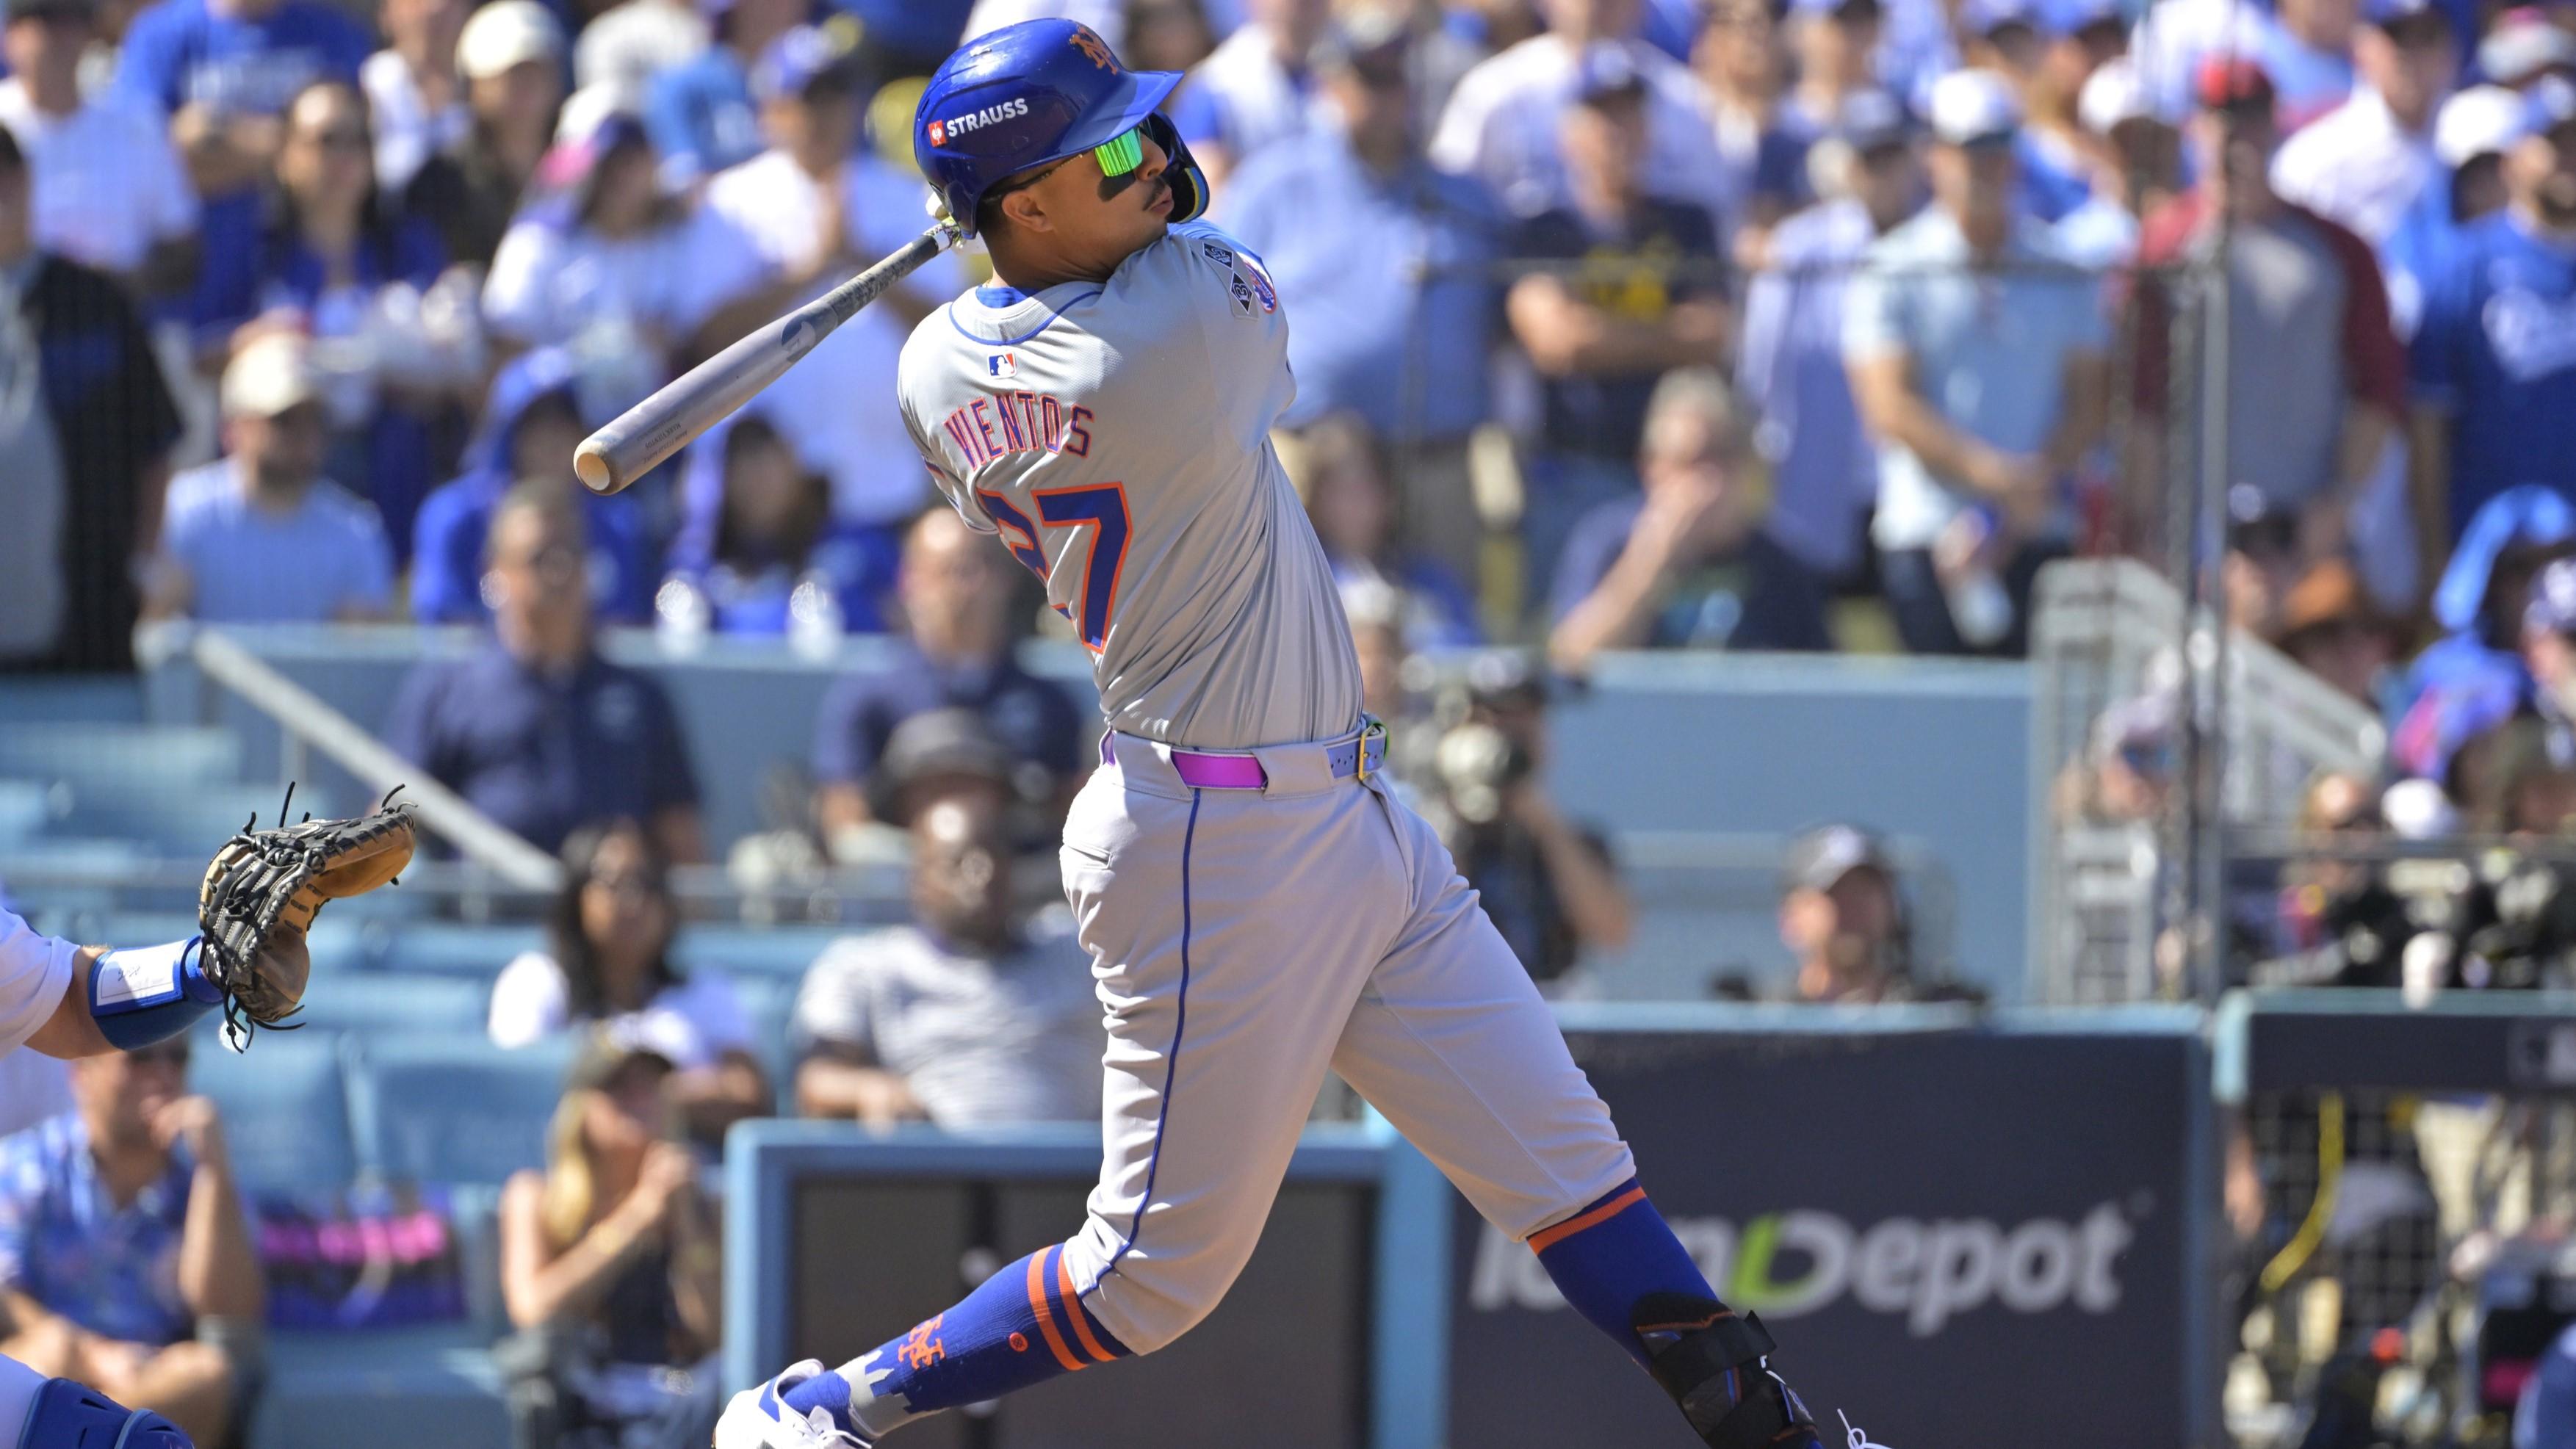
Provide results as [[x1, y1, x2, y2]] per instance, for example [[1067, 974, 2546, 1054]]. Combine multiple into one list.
[[1098, 721, 1388, 791]]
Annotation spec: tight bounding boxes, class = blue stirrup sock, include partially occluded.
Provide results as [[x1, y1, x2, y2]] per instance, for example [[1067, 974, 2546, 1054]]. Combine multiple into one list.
[[783, 1243, 1130, 1438], [1529, 1178, 1720, 1368]]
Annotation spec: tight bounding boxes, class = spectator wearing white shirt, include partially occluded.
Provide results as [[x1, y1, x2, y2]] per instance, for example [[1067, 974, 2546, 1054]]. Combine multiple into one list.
[[1430, 0, 1730, 226], [488, 820, 770, 1146], [359, 0, 467, 195], [482, 96, 758, 383], [794, 780, 1102, 1130], [403, 0, 563, 270], [1184, 0, 1330, 189], [145, 333, 394, 624], [2272, 0, 2459, 247], [698, 24, 965, 527], [0, 0, 195, 293]]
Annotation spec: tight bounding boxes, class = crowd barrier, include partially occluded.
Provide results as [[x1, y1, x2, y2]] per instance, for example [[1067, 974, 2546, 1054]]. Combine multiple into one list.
[[729, 1004, 2218, 1448]]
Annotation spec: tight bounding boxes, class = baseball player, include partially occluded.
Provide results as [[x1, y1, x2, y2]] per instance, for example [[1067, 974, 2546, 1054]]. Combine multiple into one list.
[[0, 801, 414, 1448], [718, 20, 1858, 1449]]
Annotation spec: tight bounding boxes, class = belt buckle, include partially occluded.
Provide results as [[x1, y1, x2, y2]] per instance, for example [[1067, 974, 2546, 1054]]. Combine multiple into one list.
[[1354, 717, 1386, 784]]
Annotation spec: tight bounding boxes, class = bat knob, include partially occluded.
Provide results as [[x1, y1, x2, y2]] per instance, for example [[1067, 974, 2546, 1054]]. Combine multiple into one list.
[[573, 439, 617, 494]]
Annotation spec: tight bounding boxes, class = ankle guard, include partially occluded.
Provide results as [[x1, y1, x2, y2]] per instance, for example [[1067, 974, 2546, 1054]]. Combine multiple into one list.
[[1634, 1295, 1820, 1449]]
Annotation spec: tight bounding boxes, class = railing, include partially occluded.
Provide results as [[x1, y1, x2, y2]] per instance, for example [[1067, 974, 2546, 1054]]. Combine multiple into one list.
[[139, 622, 565, 891], [2028, 560, 2388, 1005]]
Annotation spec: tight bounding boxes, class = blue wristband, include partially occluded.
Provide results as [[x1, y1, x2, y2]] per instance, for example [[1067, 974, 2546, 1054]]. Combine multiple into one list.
[[88, 937, 220, 1051]]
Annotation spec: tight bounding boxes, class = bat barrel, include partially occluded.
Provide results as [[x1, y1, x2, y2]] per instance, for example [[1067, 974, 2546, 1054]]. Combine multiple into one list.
[[574, 223, 960, 495]]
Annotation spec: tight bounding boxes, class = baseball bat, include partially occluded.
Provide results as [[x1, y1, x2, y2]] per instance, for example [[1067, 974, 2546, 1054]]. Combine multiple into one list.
[[573, 220, 966, 495]]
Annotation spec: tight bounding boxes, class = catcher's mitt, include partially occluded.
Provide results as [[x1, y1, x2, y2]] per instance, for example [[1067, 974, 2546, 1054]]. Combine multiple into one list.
[[199, 786, 418, 1049]]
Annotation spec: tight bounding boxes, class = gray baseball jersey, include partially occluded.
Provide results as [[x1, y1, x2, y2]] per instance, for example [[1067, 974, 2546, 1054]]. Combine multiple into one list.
[[895, 220, 1363, 750]]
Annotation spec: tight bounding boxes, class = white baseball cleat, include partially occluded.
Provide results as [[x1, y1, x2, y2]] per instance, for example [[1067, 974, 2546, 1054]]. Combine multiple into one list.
[[712, 1360, 872, 1448]]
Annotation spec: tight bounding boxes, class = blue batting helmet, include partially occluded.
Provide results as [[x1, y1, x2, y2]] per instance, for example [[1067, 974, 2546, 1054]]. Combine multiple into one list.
[[914, 18, 1209, 236]]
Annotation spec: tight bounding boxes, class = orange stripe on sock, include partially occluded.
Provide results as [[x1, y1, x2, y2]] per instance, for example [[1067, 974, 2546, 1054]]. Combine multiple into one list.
[[1058, 1257, 1118, 1363], [1527, 1186, 1648, 1253], [1025, 1253, 1085, 1372]]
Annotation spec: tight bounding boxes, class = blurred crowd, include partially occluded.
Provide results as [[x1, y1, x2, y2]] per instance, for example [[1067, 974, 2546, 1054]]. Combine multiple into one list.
[[6, 0, 2575, 671]]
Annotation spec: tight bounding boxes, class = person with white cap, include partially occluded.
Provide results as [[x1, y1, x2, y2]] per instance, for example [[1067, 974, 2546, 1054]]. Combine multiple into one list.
[[2478, 7, 2576, 93], [2379, 80, 2530, 327], [1842, 67, 2110, 656], [2053, 54, 2182, 264], [2272, 0, 2461, 246], [144, 332, 394, 624], [402, 0, 565, 269], [2409, 76, 2576, 558], [1429, 0, 1731, 228]]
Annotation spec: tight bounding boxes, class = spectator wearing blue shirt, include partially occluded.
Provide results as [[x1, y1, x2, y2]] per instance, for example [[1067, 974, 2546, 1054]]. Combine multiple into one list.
[[411, 347, 658, 627], [641, 0, 806, 187], [1843, 68, 2110, 656], [190, 79, 463, 560], [1736, 89, 1920, 585], [1504, 48, 1730, 607], [114, 0, 370, 322], [663, 411, 901, 636], [1221, 12, 1501, 587], [1549, 367, 1830, 671], [813, 508, 1087, 848], [1185, 0, 1331, 187], [1296, 413, 1481, 649], [386, 483, 709, 863], [146, 332, 396, 623], [1693, 0, 1808, 245], [0, 1040, 263, 1449], [2411, 79, 2576, 552]]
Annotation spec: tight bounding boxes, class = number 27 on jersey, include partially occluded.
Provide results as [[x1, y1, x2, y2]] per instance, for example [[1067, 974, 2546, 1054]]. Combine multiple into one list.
[[976, 485, 1131, 653]]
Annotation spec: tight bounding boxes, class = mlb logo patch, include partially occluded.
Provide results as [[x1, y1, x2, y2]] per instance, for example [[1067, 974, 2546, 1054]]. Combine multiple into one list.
[[988, 352, 1017, 379], [1246, 270, 1276, 314], [927, 119, 948, 146]]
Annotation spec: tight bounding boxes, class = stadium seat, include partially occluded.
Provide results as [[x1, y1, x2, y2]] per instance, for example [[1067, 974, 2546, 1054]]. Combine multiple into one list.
[[0, 723, 241, 789], [248, 1334, 509, 1449], [347, 1035, 578, 1187], [677, 926, 843, 978], [291, 972, 489, 1035], [189, 1030, 356, 1194], [363, 922, 544, 978]]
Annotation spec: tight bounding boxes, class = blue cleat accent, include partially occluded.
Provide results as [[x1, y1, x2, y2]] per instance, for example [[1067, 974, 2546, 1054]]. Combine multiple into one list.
[[21, 1376, 193, 1449]]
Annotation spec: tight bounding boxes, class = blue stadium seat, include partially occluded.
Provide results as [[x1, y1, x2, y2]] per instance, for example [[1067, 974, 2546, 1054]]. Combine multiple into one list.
[[0, 723, 240, 789], [292, 973, 489, 1036], [364, 922, 543, 978], [347, 1035, 578, 1187], [677, 927, 843, 978], [189, 1030, 356, 1194], [248, 1334, 508, 1449]]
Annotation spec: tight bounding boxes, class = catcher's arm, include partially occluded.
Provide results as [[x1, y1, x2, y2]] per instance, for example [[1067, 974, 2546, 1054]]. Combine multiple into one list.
[[21, 793, 419, 1059], [27, 946, 113, 1058]]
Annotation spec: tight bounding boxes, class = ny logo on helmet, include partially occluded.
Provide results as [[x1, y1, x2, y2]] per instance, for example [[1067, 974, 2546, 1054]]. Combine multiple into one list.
[[1069, 25, 1117, 71]]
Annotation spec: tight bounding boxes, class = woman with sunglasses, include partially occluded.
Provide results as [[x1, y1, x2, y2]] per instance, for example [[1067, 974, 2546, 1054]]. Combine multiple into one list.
[[487, 820, 768, 1146]]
